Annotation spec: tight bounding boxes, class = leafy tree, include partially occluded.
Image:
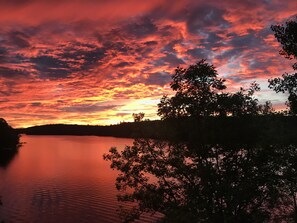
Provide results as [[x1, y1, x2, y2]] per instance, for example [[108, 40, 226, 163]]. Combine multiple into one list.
[[271, 16, 297, 70], [216, 82, 261, 117], [269, 73, 297, 114], [158, 59, 226, 119], [0, 118, 19, 149], [269, 17, 297, 114], [157, 95, 189, 119], [104, 139, 296, 222], [132, 113, 145, 122], [258, 101, 274, 115], [269, 145, 297, 222], [229, 82, 261, 116], [216, 93, 233, 117], [158, 60, 266, 119]]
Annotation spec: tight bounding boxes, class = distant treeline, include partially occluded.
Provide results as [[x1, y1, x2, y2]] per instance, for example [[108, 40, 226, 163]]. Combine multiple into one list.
[[0, 118, 19, 150], [0, 118, 20, 168], [18, 115, 297, 144]]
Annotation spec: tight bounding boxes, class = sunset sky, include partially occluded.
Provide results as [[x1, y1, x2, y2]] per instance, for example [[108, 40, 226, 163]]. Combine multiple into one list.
[[0, 0, 296, 128]]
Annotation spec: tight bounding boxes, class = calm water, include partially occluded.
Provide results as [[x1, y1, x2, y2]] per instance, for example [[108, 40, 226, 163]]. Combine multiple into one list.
[[0, 135, 158, 223]]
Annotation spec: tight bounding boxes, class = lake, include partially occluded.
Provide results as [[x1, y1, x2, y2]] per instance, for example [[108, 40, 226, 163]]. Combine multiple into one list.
[[0, 135, 159, 223]]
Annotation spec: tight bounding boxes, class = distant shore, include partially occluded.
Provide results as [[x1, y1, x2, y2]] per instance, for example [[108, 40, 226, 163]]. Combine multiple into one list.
[[17, 115, 297, 144]]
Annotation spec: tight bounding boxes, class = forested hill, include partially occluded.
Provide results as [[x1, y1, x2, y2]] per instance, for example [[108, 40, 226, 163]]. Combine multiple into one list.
[[18, 115, 297, 144]]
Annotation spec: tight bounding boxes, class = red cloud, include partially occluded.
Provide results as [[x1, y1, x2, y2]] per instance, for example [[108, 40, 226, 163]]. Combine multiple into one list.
[[0, 0, 296, 127]]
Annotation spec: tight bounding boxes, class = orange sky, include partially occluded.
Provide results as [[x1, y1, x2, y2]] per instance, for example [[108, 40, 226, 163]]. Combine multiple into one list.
[[0, 0, 296, 128]]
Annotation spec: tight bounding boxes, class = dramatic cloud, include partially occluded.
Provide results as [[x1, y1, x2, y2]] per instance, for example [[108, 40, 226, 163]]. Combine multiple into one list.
[[0, 0, 296, 127], [61, 104, 119, 113]]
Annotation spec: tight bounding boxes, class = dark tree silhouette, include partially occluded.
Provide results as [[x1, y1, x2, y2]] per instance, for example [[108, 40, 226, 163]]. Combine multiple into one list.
[[271, 16, 297, 70], [0, 118, 20, 168], [104, 139, 297, 222], [269, 16, 297, 114], [132, 113, 145, 122], [217, 82, 261, 117], [269, 73, 297, 114], [0, 118, 19, 223], [158, 59, 226, 119], [0, 118, 19, 150], [157, 60, 268, 119], [258, 100, 274, 115]]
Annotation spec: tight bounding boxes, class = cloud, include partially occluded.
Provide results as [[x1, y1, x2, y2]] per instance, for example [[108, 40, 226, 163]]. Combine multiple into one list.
[[114, 61, 135, 68], [115, 112, 131, 117], [29, 42, 106, 79], [186, 5, 229, 34], [8, 31, 31, 48], [160, 53, 185, 66], [145, 72, 171, 86], [30, 55, 71, 78], [0, 47, 8, 63], [60, 104, 119, 113], [0, 0, 296, 127], [0, 66, 29, 77], [125, 17, 158, 38], [187, 48, 211, 60], [31, 102, 42, 107], [0, 99, 9, 103], [143, 41, 158, 46]]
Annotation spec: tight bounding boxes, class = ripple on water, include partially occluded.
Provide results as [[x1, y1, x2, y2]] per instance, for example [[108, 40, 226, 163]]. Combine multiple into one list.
[[0, 136, 162, 223]]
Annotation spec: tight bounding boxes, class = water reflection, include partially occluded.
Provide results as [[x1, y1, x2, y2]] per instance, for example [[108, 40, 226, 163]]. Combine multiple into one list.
[[0, 144, 19, 223], [0, 149, 18, 169], [104, 139, 297, 222], [1, 135, 152, 223]]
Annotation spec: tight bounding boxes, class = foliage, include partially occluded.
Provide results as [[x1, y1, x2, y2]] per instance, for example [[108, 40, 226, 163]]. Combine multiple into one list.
[[0, 118, 19, 149], [270, 17, 297, 114], [132, 113, 145, 122], [158, 60, 269, 119], [102, 16, 297, 223], [217, 82, 261, 117], [272, 145, 297, 222], [231, 82, 260, 116], [0, 118, 20, 168], [104, 139, 297, 222], [271, 16, 297, 70], [258, 101, 274, 115], [158, 59, 226, 119], [269, 73, 297, 114], [19, 116, 297, 144]]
